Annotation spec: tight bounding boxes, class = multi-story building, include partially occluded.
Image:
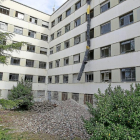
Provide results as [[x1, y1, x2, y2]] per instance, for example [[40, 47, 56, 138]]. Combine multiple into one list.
[[0, 0, 140, 105]]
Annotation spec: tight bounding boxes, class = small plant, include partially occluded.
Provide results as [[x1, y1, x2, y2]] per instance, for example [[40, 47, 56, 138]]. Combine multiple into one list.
[[82, 84, 140, 140], [8, 79, 34, 110]]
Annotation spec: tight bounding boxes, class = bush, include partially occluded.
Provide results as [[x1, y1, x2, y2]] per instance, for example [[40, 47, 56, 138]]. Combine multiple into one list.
[[8, 79, 34, 110], [0, 99, 22, 110], [82, 84, 140, 140]]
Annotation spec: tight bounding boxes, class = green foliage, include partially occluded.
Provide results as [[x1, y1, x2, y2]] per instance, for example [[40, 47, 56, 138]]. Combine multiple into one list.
[[8, 79, 34, 110], [0, 99, 22, 110], [82, 84, 140, 140], [0, 32, 26, 64]]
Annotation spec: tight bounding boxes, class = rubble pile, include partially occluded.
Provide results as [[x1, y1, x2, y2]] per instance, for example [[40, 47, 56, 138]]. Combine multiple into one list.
[[31, 101, 57, 113], [16, 99, 91, 139]]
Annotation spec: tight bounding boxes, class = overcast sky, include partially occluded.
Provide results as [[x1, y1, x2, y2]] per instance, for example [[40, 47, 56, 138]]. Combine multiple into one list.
[[14, 0, 67, 15]]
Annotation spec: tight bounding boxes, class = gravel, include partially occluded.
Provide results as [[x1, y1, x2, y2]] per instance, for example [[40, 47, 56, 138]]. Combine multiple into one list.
[[15, 99, 91, 139]]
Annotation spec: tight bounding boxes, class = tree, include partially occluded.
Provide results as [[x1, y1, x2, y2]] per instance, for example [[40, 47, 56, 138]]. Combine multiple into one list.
[[8, 79, 34, 110], [82, 84, 140, 140], [0, 32, 26, 64]]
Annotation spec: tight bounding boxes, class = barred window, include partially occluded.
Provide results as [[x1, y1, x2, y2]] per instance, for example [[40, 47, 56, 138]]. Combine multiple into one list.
[[26, 59, 34, 67], [38, 76, 45, 83], [0, 6, 9, 15], [9, 73, 19, 81], [121, 67, 135, 82], [11, 57, 20, 65], [27, 45, 35, 52], [39, 62, 46, 69], [25, 75, 33, 82]]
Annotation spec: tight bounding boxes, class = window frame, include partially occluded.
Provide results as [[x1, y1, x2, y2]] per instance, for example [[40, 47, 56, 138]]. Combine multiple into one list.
[[55, 59, 60, 67], [57, 29, 61, 37]]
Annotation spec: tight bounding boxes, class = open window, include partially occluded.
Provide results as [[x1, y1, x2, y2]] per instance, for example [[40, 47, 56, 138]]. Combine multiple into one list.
[[40, 48, 47, 55], [38, 76, 45, 83], [56, 59, 60, 67], [15, 11, 24, 20], [101, 70, 111, 82], [64, 40, 70, 49], [42, 21, 49, 28], [63, 75, 68, 83], [48, 76, 52, 83], [88, 50, 94, 61], [121, 39, 134, 54], [64, 57, 69, 66], [85, 72, 93, 82], [49, 62, 53, 69]]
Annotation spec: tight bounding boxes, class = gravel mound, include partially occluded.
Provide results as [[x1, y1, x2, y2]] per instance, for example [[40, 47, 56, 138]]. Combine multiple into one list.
[[16, 99, 91, 139]]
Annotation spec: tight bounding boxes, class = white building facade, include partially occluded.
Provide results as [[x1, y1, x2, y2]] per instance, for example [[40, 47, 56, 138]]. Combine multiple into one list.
[[0, 0, 140, 104]]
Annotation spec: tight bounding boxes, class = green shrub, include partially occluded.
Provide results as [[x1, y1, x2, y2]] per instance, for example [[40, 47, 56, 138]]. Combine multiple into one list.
[[8, 79, 34, 110], [0, 99, 22, 110], [82, 84, 140, 140]]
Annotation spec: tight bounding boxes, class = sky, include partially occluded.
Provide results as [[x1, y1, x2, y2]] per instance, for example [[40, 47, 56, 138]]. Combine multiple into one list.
[[14, 0, 67, 15]]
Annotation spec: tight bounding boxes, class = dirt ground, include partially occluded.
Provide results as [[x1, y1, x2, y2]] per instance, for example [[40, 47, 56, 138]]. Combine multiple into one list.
[[0, 110, 81, 140]]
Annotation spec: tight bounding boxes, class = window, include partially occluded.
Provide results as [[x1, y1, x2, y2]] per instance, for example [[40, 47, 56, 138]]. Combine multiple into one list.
[[84, 94, 93, 104], [52, 20, 55, 27], [9, 73, 19, 81], [66, 8, 71, 17], [42, 21, 49, 28], [41, 34, 48, 41], [120, 12, 133, 27], [56, 59, 60, 67], [27, 45, 35, 52], [73, 54, 80, 64], [38, 76, 45, 83], [56, 44, 61, 52], [25, 75, 33, 82], [40, 48, 47, 55], [64, 40, 70, 49], [0, 73, 3, 80], [101, 46, 111, 58], [58, 15, 62, 23], [30, 16, 37, 24], [88, 50, 94, 61], [101, 70, 111, 82], [55, 75, 59, 83], [0, 40, 6, 45], [11, 57, 20, 65], [14, 26, 23, 35], [49, 62, 53, 69], [0, 6, 9, 15], [75, 1, 81, 10], [26, 59, 34, 67], [62, 92, 68, 101], [101, 1, 110, 13], [57, 29, 61, 37], [121, 67, 135, 82], [63, 75, 68, 83], [37, 90, 45, 97], [90, 28, 94, 39], [119, 0, 125, 3], [28, 30, 36, 38], [90, 9, 94, 19], [64, 57, 69, 66], [39, 62, 46, 69], [13, 41, 21, 50], [85, 72, 93, 82], [50, 48, 53, 54], [74, 35, 81, 45], [73, 74, 79, 83], [0, 22, 7, 30], [121, 39, 134, 54], [75, 17, 81, 27], [72, 93, 79, 102], [53, 91, 58, 100], [48, 76, 52, 83], [15, 11, 24, 20], [101, 22, 111, 34], [51, 34, 54, 41], [65, 24, 70, 33]]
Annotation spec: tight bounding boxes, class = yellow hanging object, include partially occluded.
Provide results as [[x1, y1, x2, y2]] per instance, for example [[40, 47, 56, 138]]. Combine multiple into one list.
[[87, 5, 90, 14], [86, 46, 90, 49]]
